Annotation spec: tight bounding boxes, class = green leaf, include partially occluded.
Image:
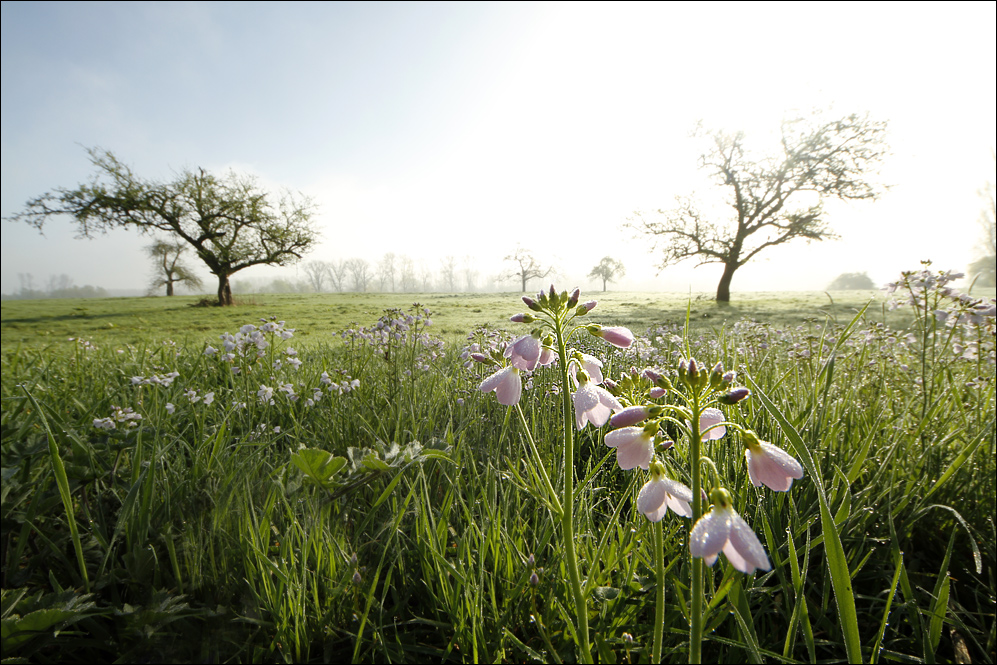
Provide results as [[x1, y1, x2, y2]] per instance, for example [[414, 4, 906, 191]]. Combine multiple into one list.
[[750, 378, 863, 664], [290, 449, 346, 490]]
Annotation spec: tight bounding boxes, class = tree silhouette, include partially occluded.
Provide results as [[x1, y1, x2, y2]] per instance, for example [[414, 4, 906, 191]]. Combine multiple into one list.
[[588, 257, 626, 291], [7, 148, 317, 306], [630, 113, 887, 302], [147, 238, 203, 296], [504, 247, 554, 293]]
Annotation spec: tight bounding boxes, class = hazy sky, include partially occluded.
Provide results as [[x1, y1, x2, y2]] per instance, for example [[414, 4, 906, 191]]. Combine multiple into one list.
[[2, 1, 995, 296]]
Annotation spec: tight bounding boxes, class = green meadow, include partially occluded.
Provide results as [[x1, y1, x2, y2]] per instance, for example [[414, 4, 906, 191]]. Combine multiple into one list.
[[1, 284, 994, 663], [2, 289, 907, 350]]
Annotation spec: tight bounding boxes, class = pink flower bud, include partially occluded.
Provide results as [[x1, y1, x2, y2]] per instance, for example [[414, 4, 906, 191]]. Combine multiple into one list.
[[718, 387, 750, 405], [567, 288, 580, 308], [591, 325, 634, 349], [610, 405, 650, 428]]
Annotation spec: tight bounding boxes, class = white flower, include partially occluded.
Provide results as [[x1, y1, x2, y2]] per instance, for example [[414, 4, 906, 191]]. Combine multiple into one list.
[[636, 467, 693, 520], [698, 407, 726, 441], [743, 432, 803, 492], [165, 403, 176, 414], [505, 334, 541, 371], [689, 489, 771, 574], [572, 376, 622, 430], [604, 426, 654, 471], [568, 353, 604, 385], [480, 366, 522, 406]]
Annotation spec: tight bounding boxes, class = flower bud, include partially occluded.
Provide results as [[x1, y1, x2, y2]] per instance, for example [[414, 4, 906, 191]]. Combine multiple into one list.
[[469, 352, 491, 364], [686, 358, 700, 387], [510, 313, 536, 323], [567, 288, 580, 308], [722, 370, 736, 385], [649, 386, 666, 399], [522, 296, 542, 312], [709, 362, 724, 389], [352, 570, 363, 586], [527, 553, 535, 568], [610, 405, 651, 428], [717, 386, 750, 405], [529, 571, 539, 587], [678, 359, 688, 382]]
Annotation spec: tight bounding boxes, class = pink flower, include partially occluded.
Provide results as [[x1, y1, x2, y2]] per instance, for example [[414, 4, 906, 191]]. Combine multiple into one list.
[[505, 334, 541, 370], [569, 353, 604, 385], [637, 470, 693, 520], [744, 432, 804, 491], [480, 366, 522, 405], [538, 345, 556, 366], [572, 380, 622, 430], [591, 325, 635, 348], [604, 426, 654, 470], [699, 407, 726, 441], [689, 489, 771, 574]]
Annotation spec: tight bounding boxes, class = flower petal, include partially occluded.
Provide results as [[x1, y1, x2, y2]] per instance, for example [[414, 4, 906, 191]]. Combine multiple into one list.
[[637, 479, 669, 522], [727, 511, 771, 573], [699, 408, 726, 441], [689, 508, 731, 562], [615, 436, 653, 470]]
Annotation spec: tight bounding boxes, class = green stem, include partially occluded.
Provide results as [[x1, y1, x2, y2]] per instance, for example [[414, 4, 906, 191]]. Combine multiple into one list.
[[652, 519, 665, 663], [689, 389, 704, 665], [555, 317, 593, 663]]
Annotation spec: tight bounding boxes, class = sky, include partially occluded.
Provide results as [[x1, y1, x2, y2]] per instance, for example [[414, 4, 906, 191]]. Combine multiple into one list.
[[2, 1, 995, 296]]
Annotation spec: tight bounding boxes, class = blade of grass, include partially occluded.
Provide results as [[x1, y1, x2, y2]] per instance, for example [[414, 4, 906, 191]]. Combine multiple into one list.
[[749, 378, 862, 663]]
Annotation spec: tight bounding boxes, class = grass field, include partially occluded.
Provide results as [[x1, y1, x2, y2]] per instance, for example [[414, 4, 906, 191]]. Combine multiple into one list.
[[2, 289, 914, 350], [1, 281, 994, 663]]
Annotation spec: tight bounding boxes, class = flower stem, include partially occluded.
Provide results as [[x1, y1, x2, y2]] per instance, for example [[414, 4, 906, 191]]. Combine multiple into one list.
[[555, 317, 593, 663], [689, 390, 704, 664], [652, 518, 665, 663]]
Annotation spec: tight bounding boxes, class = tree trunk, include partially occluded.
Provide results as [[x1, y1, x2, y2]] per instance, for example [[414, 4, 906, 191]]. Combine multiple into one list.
[[521, 274, 527, 292], [715, 261, 737, 303], [166, 279, 174, 296], [216, 273, 233, 306], [602, 277, 607, 292]]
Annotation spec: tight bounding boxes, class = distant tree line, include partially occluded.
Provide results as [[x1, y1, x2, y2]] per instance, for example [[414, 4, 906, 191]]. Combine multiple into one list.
[[3, 273, 109, 300]]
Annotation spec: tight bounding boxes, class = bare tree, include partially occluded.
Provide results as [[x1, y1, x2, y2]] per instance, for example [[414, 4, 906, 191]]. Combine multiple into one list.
[[504, 246, 555, 292], [588, 256, 626, 292], [302, 260, 330, 293], [146, 238, 203, 296], [629, 113, 888, 302], [399, 255, 418, 292], [7, 148, 317, 306], [462, 255, 478, 292], [419, 260, 435, 292], [328, 259, 348, 292], [440, 256, 458, 292], [344, 258, 372, 292], [378, 252, 397, 292]]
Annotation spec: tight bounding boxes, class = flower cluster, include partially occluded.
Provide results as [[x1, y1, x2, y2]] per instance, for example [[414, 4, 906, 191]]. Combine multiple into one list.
[[477, 286, 633, 419], [130, 371, 180, 387], [340, 305, 444, 375], [601, 356, 803, 574], [93, 405, 142, 430]]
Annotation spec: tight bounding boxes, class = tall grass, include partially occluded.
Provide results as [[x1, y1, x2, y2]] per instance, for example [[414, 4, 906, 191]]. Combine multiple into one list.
[[1, 284, 993, 663]]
